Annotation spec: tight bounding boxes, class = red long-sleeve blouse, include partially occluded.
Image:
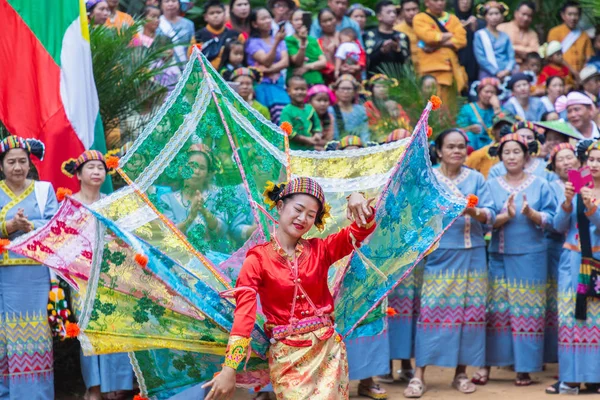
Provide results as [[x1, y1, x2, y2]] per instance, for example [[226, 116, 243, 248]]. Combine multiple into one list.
[[230, 217, 376, 338]]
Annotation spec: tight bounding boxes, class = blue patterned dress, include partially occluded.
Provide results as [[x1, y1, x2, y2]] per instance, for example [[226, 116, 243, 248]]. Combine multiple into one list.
[[415, 168, 494, 367], [485, 174, 556, 372], [544, 179, 566, 364], [553, 192, 600, 383], [0, 180, 58, 399]]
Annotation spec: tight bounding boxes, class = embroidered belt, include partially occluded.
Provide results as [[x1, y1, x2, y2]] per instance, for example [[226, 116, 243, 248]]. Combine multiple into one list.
[[267, 314, 334, 340]]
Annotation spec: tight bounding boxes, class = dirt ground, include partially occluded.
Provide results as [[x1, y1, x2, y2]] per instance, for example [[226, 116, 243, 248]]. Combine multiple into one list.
[[57, 351, 587, 399]]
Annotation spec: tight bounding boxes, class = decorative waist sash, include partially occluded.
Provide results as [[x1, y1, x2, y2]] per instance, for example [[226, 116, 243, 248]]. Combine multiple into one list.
[[267, 314, 334, 340]]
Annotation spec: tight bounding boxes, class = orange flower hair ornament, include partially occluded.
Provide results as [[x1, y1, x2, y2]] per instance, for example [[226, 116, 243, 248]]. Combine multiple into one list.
[[430, 95, 442, 110], [466, 194, 479, 208]]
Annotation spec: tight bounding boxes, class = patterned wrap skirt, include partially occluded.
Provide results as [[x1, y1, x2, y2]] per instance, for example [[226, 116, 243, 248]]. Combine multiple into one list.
[[268, 326, 349, 400]]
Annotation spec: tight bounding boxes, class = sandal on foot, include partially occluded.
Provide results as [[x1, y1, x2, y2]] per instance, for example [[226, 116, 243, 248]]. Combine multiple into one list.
[[452, 373, 476, 394], [358, 383, 388, 399], [546, 381, 561, 394], [515, 373, 533, 387], [471, 370, 489, 386], [403, 378, 426, 399], [397, 369, 415, 383], [377, 373, 395, 384]]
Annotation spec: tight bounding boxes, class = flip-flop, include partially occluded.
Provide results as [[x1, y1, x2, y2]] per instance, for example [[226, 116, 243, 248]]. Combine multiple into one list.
[[403, 378, 426, 399], [358, 383, 388, 399], [515, 373, 533, 387], [471, 371, 489, 386], [545, 381, 561, 394], [452, 373, 476, 394], [398, 369, 415, 382]]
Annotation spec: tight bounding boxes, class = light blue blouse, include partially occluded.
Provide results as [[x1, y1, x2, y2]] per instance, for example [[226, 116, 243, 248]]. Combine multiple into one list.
[[328, 104, 370, 143], [503, 96, 547, 122], [487, 174, 556, 254], [488, 157, 558, 181], [433, 168, 496, 249], [473, 28, 516, 78], [553, 192, 600, 259]]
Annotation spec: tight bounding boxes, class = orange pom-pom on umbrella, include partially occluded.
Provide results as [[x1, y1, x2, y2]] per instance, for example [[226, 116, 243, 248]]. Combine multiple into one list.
[[280, 121, 293, 135], [0, 239, 10, 254], [133, 395, 149, 400], [466, 194, 479, 208], [427, 126, 433, 138], [134, 253, 149, 267], [105, 155, 120, 170], [430, 95, 442, 110], [66, 321, 80, 338], [56, 187, 73, 202], [386, 307, 398, 317]]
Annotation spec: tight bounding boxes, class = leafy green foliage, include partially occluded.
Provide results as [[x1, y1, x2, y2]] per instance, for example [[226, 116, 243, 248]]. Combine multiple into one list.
[[90, 21, 176, 149]]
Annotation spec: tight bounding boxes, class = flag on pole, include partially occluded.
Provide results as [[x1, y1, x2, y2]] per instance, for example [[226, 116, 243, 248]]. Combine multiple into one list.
[[0, 0, 109, 191]]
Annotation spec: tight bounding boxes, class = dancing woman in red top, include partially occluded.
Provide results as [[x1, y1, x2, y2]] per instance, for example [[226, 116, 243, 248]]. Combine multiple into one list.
[[203, 177, 376, 400]]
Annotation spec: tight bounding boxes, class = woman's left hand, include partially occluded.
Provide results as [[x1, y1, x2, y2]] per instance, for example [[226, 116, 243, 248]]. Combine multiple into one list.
[[581, 187, 596, 210], [346, 193, 375, 227], [521, 194, 534, 219]]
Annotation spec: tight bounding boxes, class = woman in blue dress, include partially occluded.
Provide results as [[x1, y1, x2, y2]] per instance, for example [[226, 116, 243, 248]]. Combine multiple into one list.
[[473, 134, 556, 387], [404, 129, 495, 398], [488, 121, 558, 181], [457, 78, 504, 151], [0, 136, 58, 400], [546, 140, 600, 394], [329, 74, 370, 143], [62, 150, 135, 400], [504, 73, 547, 122], [473, 1, 515, 80], [159, 143, 229, 263], [543, 144, 580, 365]]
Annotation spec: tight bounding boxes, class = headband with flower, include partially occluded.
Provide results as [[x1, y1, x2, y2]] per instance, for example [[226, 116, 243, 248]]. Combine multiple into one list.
[[475, 1, 509, 18], [546, 143, 576, 171], [0, 136, 45, 161], [263, 177, 331, 231], [62, 150, 119, 178]]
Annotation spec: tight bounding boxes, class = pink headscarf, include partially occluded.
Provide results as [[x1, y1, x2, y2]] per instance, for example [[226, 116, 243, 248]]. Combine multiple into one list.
[[305, 84, 337, 105], [555, 92, 596, 113]]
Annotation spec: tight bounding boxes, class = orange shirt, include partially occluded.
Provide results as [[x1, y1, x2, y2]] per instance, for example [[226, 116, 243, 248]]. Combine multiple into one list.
[[497, 21, 540, 65], [547, 24, 594, 73], [395, 21, 420, 68], [466, 145, 498, 178], [105, 10, 135, 30]]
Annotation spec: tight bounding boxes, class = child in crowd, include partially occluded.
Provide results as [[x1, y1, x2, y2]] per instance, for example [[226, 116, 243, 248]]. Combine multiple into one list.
[[218, 40, 246, 74], [222, 67, 270, 120], [363, 74, 411, 142], [334, 27, 364, 80], [521, 51, 542, 77], [280, 76, 324, 150], [195, 0, 245, 69], [521, 52, 544, 96], [307, 84, 336, 147], [421, 75, 438, 97], [538, 41, 575, 89]]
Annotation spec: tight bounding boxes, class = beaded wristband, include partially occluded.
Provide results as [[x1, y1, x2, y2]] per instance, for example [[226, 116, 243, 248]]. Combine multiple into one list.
[[224, 336, 251, 370]]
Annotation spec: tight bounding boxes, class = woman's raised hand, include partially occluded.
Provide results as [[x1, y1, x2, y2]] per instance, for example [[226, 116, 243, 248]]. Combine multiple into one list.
[[346, 193, 375, 227]]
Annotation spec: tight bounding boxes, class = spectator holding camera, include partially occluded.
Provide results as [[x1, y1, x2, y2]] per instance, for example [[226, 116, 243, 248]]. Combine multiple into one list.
[[286, 9, 327, 85]]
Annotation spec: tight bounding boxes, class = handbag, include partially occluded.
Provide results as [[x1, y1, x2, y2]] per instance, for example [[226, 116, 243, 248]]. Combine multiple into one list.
[[575, 194, 600, 320]]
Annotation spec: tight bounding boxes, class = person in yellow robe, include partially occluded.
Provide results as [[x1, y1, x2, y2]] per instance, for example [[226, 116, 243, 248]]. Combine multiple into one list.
[[547, 1, 593, 75], [395, 0, 421, 69], [413, 0, 467, 102]]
